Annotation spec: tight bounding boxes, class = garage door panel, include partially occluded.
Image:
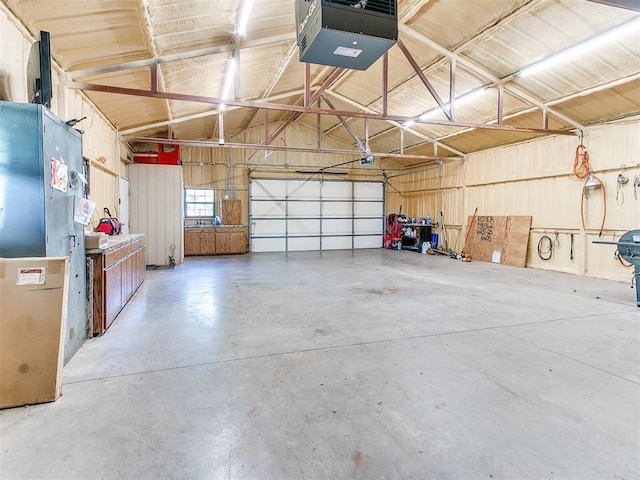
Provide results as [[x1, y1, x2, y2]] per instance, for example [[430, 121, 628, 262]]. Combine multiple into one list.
[[252, 200, 286, 217], [322, 236, 353, 250], [322, 219, 352, 235], [288, 201, 320, 217], [354, 201, 383, 217], [253, 219, 286, 236], [354, 218, 383, 235], [288, 180, 321, 199], [252, 237, 286, 253], [288, 237, 320, 251], [354, 182, 383, 200], [322, 201, 352, 217], [251, 179, 286, 199], [288, 219, 320, 235], [250, 179, 382, 252], [354, 236, 382, 249], [322, 182, 351, 200]]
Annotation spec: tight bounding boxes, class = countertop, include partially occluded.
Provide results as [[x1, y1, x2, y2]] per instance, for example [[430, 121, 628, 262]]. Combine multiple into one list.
[[86, 233, 145, 254], [184, 224, 247, 229]]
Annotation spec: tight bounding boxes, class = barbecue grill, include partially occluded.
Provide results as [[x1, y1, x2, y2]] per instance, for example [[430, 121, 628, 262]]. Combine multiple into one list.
[[594, 229, 640, 307]]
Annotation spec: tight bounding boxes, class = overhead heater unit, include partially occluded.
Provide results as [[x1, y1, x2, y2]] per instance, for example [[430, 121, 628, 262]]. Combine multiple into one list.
[[295, 0, 398, 70]]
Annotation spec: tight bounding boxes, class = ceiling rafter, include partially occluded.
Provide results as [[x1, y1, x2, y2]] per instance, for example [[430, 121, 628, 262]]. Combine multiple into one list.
[[323, 90, 467, 158], [399, 24, 587, 132]]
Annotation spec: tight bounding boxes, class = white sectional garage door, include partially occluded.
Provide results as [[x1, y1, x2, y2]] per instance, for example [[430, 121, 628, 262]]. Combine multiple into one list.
[[250, 179, 384, 253]]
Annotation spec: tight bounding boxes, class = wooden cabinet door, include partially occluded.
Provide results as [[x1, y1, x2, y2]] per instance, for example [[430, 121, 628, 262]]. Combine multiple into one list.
[[229, 231, 246, 253], [200, 232, 216, 255], [104, 262, 122, 330], [216, 232, 230, 254], [184, 231, 201, 255]]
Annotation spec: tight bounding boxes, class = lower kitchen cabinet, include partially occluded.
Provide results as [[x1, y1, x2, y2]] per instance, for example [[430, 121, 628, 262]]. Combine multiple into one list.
[[184, 226, 247, 255], [87, 234, 146, 335]]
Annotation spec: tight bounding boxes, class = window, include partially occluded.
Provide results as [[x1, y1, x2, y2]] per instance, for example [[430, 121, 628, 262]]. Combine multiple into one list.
[[185, 188, 215, 217]]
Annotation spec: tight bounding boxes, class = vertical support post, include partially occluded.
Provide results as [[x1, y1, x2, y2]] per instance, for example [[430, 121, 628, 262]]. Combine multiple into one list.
[[449, 58, 456, 120], [364, 118, 370, 154], [382, 52, 389, 116], [218, 111, 225, 144], [304, 62, 311, 107], [542, 109, 549, 129], [400, 126, 404, 155], [263, 110, 268, 143], [497, 84, 504, 125], [233, 49, 240, 101], [317, 99, 321, 150], [150, 62, 158, 94]]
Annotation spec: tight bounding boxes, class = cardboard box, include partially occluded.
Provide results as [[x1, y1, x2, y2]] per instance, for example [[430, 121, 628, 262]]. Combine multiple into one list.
[[84, 233, 108, 249], [0, 257, 69, 409]]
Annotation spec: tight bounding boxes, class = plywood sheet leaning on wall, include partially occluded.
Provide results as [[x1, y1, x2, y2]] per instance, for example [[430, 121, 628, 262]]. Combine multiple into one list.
[[464, 216, 532, 267], [221, 200, 242, 225], [501, 216, 533, 267]]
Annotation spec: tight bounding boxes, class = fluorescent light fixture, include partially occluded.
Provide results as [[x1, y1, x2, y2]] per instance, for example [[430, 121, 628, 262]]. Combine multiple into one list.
[[520, 16, 640, 78], [419, 86, 488, 120], [220, 57, 236, 111], [404, 120, 415, 129], [235, 0, 253, 37]]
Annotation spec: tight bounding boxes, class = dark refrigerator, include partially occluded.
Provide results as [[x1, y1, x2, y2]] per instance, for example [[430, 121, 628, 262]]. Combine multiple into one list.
[[0, 101, 87, 363]]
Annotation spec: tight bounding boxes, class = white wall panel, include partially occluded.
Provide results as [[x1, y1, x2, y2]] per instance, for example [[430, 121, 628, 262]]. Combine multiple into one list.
[[129, 164, 184, 266]]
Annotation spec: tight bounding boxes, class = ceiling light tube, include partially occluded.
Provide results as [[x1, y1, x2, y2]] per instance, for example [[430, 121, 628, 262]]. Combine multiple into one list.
[[520, 16, 640, 78], [220, 57, 236, 111], [235, 0, 253, 37], [419, 86, 488, 120]]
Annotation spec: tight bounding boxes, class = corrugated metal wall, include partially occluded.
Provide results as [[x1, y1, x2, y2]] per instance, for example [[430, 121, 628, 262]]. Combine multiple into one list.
[[391, 121, 639, 282]]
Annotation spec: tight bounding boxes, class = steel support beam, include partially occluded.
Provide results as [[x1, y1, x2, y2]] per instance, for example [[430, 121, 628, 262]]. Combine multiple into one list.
[[68, 81, 575, 136], [124, 136, 456, 161], [397, 39, 453, 121]]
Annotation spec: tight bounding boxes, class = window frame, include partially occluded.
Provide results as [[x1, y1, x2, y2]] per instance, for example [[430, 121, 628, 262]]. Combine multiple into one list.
[[184, 188, 216, 218]]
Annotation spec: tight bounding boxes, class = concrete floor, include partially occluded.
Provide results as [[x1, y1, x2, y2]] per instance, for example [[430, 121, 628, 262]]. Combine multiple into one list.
[[1, 249, 639, 479]]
